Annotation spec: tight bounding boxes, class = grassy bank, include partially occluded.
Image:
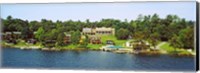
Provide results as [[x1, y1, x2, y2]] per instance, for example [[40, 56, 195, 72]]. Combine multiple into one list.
[[87, 44, 103, 50], [159, 42, 194, 56], [100, 35, 126, 46], [1, 40, 43, 49]]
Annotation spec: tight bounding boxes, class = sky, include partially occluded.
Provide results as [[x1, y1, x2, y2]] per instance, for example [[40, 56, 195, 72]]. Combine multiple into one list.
[[0, 2, 196, 22]]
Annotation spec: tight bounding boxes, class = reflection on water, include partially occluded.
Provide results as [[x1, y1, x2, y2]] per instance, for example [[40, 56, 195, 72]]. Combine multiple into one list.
[[2, 48, 195, 71]]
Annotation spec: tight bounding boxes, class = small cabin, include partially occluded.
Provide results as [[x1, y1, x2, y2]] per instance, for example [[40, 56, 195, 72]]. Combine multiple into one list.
[[132, 40, 150, 53], [82, 27, 115, 35], [95, 27, 115, 35], [13, 32, 22, 39], [64, 33, 71, 44], [3, 32, 12, 40], [3, 32, 21, 44]]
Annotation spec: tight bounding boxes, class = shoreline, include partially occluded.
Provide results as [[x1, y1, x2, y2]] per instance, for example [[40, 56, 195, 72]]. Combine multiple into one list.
[[2, 46, 195, 57]]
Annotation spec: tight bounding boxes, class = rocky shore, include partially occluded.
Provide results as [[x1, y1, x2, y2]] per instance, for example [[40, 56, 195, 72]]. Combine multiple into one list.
[[2, 45, 195, 57]]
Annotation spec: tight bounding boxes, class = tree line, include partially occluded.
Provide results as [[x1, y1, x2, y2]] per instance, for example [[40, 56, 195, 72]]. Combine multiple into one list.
[[1, 13, 195, 49]]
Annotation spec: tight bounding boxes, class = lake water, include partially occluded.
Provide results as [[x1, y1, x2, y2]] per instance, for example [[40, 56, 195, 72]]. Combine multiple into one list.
[[2, 48, 195, 71]]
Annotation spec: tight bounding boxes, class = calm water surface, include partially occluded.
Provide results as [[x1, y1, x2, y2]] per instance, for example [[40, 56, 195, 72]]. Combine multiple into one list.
[[2, 48, 195, 71]]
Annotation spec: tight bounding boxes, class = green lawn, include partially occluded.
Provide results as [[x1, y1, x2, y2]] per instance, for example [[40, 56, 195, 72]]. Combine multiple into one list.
[[1, 41, 9, 47], [159, 42, 175, 52], [60, 44, 79, 50], [15, 40, 42, 47], [2, 40, 43, 48], [87, 44, 103, 50], [159, 42, 192, 54], [100, 35, 126, 46]]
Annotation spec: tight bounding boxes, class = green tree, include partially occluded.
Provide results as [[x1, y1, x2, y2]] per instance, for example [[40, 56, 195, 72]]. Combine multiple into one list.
[[56, 33, 65, 46], [179, 27, 194, 49], [47, 29, 59, 40], [71, 31, 81, 44], [133, 31, 145, 40], [149, 32, 160, 50], [2, 15, 195, 50], [29, 21, 41, 31], [79, 35, 89, 48], [116, 28, 129, 40], [35, 27, 45, 42], [169, 35, 183, 55]]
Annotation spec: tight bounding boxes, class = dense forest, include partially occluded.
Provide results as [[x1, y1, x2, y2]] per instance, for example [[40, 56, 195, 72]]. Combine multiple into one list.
[[1, 13, 195, 49]]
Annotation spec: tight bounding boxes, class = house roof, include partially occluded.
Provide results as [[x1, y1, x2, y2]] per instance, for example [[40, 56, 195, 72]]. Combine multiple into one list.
[[64, 32, 71, 36], [82, 28, 92, 32], [82, 27, 114, 33], [13, 32, 21, 34], [5, 32, 12, 34], [88, 35, 100, 38], [96, 27, 114, 31]]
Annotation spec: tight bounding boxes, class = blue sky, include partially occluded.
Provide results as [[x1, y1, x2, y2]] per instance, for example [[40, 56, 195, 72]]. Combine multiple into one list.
[[0, 2, 196, 22]]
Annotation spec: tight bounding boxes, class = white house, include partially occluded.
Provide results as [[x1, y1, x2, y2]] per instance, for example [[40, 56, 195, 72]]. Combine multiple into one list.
[[82, 27, 115, 35]]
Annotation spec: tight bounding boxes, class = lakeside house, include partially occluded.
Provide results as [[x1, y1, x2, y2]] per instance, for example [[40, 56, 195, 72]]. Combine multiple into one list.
[[88, 35, 101, 44], [95, 27, 115, 35], [3, 31, 21, 40], [2, 32, 12, 40], [82, 27, 115, 44], [82, 28, 95, 35], [126, 40, 150, 48], [82, 27, 115, 35], [13, 32, 22, 39], [64, 32, 71, 44], [131, 40, 150, 53], [2, 32, 21, 44], [3, 32, 22, 40], [1, 33, 7, 41], [3, 31, 36, 40]]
